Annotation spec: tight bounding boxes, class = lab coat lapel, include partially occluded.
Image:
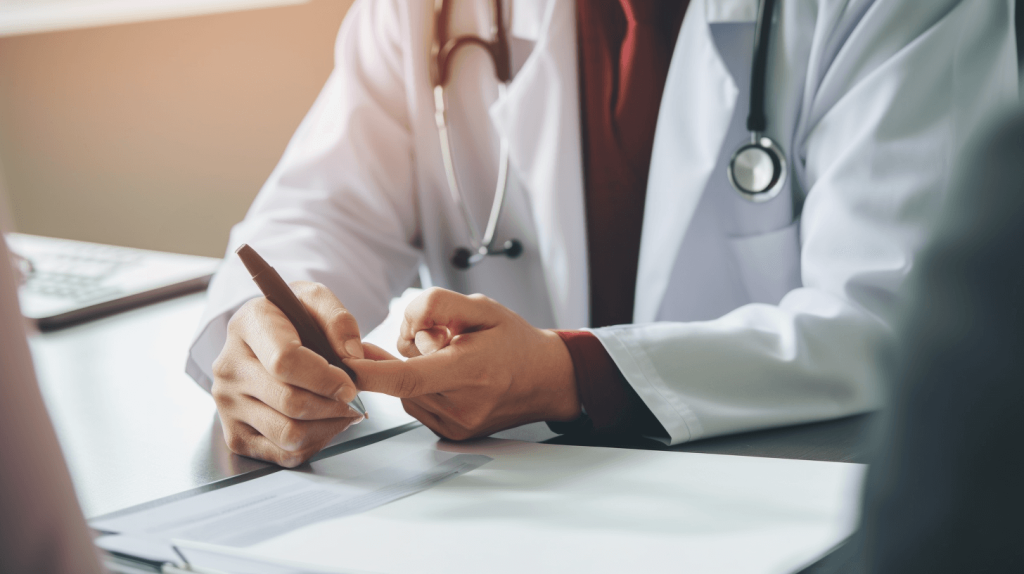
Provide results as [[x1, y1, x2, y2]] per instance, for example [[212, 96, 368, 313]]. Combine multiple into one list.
[[633, 0, 746, 323], [490, 0, 589, 329]]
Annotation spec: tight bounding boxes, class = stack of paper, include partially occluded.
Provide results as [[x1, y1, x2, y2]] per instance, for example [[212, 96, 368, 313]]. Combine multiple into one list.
[[97, 427, 864, 574]]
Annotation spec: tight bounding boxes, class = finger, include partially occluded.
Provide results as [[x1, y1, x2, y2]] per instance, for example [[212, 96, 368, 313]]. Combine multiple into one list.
[[347, 349, 457, 397], [223, 421, 312, 467], [250, 376, 362, 421], [291, 281, 364, 359], [399, 288, 496, 350], [398, 326, 449, 358], [228, 346, 359, 420], [362, 342, 399, 361], [401, 398, 451, 439], [234, 298, 354, 400], [240, 395, 357, 453]]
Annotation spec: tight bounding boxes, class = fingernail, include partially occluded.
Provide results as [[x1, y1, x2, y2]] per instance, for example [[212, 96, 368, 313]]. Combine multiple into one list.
[[344, 339, 365, 359]]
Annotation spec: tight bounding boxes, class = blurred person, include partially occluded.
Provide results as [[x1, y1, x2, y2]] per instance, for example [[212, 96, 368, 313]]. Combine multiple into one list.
[[0, 227, 103, 572], [187, 0, 1018, 466], [854, 107, 1024, 573], [795, 108, 1024, 574]]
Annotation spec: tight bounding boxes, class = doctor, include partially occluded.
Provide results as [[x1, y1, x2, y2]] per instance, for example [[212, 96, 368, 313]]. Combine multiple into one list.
[[189, 0, 1017, 466]]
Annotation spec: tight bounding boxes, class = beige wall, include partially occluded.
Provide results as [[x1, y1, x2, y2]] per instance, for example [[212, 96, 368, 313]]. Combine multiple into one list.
[[0, 0, 355, 257]]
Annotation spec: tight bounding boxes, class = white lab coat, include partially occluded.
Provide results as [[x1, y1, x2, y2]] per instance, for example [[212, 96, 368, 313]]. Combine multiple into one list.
[[188, 0, 1018, 445]]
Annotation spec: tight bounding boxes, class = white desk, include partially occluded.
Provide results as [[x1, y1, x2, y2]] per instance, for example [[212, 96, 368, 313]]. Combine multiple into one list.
[[28, 291, 416, 518]]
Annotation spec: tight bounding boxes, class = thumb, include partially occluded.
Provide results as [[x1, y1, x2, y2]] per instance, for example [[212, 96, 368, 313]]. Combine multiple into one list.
[[399, 288, 496, 356]]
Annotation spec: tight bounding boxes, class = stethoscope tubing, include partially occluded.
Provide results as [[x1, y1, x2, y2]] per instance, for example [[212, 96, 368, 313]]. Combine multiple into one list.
[[432, 0, 522, 269], [433, 0, 787, 269]]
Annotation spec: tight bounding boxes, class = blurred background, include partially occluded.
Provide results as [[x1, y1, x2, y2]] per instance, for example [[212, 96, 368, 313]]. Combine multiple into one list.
[[0, 0, 355, 257], [1, 0, 1022, 259]]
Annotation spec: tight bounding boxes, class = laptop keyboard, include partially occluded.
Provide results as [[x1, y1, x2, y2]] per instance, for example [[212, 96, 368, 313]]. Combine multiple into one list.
[[20, 242, 144, 302]]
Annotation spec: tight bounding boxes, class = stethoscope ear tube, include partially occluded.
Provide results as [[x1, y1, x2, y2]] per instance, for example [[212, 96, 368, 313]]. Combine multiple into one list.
[[432, 0, 523, 270]]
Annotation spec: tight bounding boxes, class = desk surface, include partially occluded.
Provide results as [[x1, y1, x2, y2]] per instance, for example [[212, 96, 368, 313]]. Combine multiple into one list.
[[29, 291, 417, 518], [29, 291, 872, 520]]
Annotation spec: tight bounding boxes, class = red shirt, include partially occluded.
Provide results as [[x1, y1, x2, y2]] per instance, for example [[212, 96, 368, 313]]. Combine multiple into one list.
[[553, 0, 689, 437]]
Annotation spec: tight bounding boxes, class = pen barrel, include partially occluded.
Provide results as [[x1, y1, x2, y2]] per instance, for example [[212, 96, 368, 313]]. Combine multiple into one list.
[[251, 269, 358, 382]]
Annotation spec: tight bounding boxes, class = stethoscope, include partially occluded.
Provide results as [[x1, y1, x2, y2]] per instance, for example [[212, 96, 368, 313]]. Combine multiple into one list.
[[727, 0, 787, 202], [430, 0, 785, 270], [431, 0, 522, 270]]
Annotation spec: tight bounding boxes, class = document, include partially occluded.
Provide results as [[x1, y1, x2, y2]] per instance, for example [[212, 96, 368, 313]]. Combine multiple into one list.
[[104, 427, 864, 574], [93, 436, 491, 552]]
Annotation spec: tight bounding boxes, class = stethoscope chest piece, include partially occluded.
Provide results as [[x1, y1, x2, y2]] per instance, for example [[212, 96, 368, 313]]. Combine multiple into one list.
[[727, 0, 786, 203], [451, 239, 523, 270], [728, 135, 787, 203]]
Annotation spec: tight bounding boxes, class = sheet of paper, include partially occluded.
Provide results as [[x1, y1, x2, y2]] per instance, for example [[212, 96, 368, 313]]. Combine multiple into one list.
[[179, 427, 864, 574], [92, 437, 491, 549]]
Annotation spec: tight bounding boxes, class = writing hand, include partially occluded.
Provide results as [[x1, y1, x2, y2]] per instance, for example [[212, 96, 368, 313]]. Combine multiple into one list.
[[348, 288, 581, 440], [211, 282, 365, 467]]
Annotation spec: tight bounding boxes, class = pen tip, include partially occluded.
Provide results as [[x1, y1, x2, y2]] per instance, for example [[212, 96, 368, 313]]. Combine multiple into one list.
[[235, 244, 270, 278]]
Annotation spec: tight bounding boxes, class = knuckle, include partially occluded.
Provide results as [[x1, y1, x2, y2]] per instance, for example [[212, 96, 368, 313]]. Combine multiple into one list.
[[211, 353, 235, 382], [460, 410, 487, 433], [421, 287, 449, 310], [327, 306, 358, 333], [334, 384, 357, 405], [446, 427, 474, 441], [277, 386, 305, 418], [293, 281, 327, 300], [210, 381, 231, 405], [276, 453, 302, 468], [226, 302, 253, 333], [235, 297, 272, 325], [265, 344, 300, 380], [279, 420, 306, 450], [468, 292, 496, 306], [225, 430, 247, 455]]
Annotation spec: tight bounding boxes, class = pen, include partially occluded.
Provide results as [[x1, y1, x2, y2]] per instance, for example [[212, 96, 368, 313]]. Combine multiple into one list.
[[235, 244, 367, 418]]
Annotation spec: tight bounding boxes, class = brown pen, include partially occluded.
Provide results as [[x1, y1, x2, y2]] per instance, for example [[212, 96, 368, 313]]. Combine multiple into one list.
[[236, 244, 367, 417]]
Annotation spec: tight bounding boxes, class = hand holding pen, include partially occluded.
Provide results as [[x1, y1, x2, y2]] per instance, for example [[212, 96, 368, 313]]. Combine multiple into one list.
[[206, 244, 372, 467]]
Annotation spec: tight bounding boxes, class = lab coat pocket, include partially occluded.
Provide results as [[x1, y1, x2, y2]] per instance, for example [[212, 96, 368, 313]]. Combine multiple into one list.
[[729, 219, 802, 305]]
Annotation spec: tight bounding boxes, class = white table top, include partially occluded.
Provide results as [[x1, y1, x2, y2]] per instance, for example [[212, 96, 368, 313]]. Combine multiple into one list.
[[28, 291, 416, 519]]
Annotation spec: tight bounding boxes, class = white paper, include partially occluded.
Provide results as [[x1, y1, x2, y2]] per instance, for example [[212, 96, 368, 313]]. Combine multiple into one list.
[[175, 427, 864, 574], [92, 437, 491, 548]]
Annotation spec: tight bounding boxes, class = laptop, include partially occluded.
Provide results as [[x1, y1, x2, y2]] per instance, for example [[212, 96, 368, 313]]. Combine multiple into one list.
[[6, 233, 220, 330]]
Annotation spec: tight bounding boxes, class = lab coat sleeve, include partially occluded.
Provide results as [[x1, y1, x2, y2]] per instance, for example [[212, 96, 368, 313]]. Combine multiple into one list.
[[591, 0, 1019, 444], [186, 0, 422, 391]]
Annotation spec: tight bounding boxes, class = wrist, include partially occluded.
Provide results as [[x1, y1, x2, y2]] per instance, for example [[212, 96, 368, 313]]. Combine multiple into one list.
[[539, 329, 582, 422]]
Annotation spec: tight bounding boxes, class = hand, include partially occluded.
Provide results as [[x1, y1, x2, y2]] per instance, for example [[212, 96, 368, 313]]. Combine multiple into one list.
[[211, 282, 365, 467], [348, 288, 580, 440]]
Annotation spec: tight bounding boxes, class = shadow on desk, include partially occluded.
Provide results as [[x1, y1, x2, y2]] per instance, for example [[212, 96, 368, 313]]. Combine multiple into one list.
[[548, 413, 874, 464]]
